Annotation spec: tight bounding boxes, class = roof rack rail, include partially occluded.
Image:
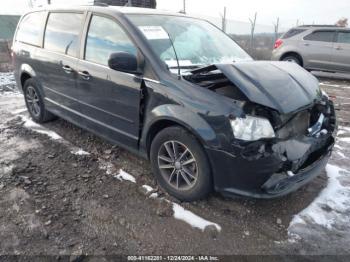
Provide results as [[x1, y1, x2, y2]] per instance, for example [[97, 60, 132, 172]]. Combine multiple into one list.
[[298, 25, 341, 28], [94, 2, 109, 7]]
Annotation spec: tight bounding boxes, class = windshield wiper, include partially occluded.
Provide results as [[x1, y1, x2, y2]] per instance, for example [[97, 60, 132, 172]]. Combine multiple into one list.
[[168, 65, 203, 70]]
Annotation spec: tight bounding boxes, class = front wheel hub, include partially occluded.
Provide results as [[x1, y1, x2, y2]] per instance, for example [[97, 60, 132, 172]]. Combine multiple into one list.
[[157, 141, 198, 191]]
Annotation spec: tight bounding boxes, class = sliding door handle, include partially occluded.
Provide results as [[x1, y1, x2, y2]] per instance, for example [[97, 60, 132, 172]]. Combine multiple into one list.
[[62, 65, 73, 74], [78, 71, 91, 80]]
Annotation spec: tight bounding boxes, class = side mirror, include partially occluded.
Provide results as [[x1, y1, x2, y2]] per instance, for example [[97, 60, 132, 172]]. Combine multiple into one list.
[[108, 52, 141, 74]]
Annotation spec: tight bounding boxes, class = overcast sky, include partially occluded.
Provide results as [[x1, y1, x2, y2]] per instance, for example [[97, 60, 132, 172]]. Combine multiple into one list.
[[1, 0, 349, 29]]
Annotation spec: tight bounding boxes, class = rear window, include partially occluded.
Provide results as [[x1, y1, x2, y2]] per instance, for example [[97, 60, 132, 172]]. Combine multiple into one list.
[[304, 31, 335, 42], [337, 32, 350, 44], [282, 29, 307, 39], [44, 12, 84, 57], [16, 12, 46, 46]]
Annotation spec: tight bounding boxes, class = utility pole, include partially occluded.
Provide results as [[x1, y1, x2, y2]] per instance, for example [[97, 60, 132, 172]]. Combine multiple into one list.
[[47, 0, 51, 4], [249, 12, 257, 54], [221, 6, 227, 33], [273, 17, 280, 42], [180, 0, 186, 14]]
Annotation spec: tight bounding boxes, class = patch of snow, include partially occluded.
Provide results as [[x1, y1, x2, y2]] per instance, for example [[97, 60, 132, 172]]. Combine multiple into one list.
[[98, 159, 116, 175], [0, 165, 14, 177], [0, 72, 16, 86], [287, 171, 296, 177], [339, 126, 350, 132], [0, 72, 20, 97], [11, 108, 27, 115], [172, 202, 221, 232], [338, 137, 350, 143], [337, 151, 347, 159], [319, 83, 341, 88], [289, 164, 350, 234], [149, 193, 159, 199], [21, 116, 62, 140], [114, 169, 136, 183], [142, 185, 154, 193], [334, 144, 344, 151], [288, 233, 302, 244], [71, 148, 90, 156], [337, 130, 346, 136]]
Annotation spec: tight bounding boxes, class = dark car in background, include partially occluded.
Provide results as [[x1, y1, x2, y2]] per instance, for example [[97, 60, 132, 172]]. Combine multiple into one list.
[[272, 25, 350, 73], [12, 5, 336, 201]]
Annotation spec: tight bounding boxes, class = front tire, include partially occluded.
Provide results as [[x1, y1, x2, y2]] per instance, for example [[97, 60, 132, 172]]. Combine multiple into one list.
[[150, 126, 212, 202], [23, 79, 56, 123]]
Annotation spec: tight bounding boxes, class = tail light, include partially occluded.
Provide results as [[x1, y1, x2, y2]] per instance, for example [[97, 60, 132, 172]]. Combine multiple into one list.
[[274, 39, 283, 49]]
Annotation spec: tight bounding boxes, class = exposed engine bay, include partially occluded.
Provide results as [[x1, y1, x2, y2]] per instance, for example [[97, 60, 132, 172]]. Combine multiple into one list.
[[184, 62, 336, 185]]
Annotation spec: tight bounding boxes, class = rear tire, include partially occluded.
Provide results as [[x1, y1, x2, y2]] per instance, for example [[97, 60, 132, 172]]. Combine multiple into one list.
[[150, 126, 212, 202], [23, 79, 56, 123], [282, 55, 302, 66]]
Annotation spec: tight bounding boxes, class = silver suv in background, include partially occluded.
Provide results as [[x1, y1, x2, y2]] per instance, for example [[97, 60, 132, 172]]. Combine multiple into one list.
[[271, 25, 350, 73]]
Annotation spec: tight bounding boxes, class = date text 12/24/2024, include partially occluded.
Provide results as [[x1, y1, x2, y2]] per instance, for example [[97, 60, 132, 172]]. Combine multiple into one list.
[[127, 256, 219, 261]]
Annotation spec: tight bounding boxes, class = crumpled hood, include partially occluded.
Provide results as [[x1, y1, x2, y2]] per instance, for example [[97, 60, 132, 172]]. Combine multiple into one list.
[[215, 61, 321, 114]]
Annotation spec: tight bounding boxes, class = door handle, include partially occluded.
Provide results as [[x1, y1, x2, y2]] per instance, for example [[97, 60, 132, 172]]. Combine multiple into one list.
[[62, 65, 73, 74], [304, 43, 310, 46], [335, 46, 343, 50], [78, 71, 91, 80]]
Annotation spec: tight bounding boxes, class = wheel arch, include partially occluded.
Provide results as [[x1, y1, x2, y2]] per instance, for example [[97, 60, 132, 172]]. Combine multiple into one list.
[[19, 64, 37, 91], [142, 105, 219, 158]]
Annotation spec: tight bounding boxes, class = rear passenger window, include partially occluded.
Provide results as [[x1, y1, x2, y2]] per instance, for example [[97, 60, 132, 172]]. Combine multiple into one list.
[[16, 12, 45, 46], [44, 13, 83, 57], [85, 15, 137, 66], [304, 31, 335, 42], [337, 32, 350, 44], [282, 29, 306, 39]]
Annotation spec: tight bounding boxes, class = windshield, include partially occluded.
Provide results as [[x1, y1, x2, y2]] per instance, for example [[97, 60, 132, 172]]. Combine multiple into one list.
[[127, 15, 252, 72]]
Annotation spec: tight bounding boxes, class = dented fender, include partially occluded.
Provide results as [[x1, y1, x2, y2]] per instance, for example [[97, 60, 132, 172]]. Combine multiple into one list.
[[140, 104, 220, 155]]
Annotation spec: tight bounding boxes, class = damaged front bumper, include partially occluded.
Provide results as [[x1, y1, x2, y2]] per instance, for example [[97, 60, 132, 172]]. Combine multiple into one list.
[[207, 134, 335, 199], [207, 99, 337, 199]]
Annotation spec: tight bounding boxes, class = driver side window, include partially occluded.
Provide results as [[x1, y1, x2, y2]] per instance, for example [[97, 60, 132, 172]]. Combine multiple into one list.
[[85, 15, 137, 66]]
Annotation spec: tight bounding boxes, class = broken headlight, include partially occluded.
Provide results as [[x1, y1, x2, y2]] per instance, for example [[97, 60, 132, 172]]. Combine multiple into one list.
[[230, 115, 275, 141]]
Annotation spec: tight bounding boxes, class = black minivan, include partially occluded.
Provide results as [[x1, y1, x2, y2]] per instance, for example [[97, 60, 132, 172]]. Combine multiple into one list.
[[13, 5, 336, 201]]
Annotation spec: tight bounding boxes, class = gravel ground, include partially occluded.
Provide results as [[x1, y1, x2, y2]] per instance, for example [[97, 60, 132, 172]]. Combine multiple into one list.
[[0, 72, 349, 257]]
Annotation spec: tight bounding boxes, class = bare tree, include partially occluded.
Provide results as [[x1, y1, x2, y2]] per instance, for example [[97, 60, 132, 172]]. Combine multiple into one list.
[[335, 18, 348, 27], [273, 17, 280, 42], [179, 0, 186, 14], [221, 7, 227, 33], [249, 12, 257, 53], [28, 0, 34, 8]]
